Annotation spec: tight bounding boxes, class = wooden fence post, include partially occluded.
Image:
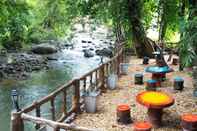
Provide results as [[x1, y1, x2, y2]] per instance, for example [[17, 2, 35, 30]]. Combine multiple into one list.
[[117, 55, 121, 76], [35, 105, 41, 129], [121, 48, 124, 63], [50, 98, 56, 121], [74, 79, 81, 113], [11, 112, 24, 131], [100, 64, 106, 93]]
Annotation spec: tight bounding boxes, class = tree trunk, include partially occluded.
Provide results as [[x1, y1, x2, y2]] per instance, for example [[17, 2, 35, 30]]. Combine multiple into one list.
[[158, 0, 167, 43], [128, 0, 155, 58], [179, 0, 186, 71], [189, 0, 197, 66]]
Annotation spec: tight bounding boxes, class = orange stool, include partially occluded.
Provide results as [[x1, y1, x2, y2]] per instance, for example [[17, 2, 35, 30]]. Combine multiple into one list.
[[134, 121, 152, 131], [117, 104, 132, 124], [181, 114, 197, 131]]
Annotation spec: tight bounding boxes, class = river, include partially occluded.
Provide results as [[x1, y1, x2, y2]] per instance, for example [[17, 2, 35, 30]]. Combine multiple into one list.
[[0, 25, 113, 131]]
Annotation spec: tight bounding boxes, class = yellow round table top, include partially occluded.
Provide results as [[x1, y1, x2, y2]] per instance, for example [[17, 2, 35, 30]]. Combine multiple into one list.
[[136, 91, 174, 108]]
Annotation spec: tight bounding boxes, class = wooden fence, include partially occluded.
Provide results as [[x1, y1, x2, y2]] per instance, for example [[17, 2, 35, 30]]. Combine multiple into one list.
[[11, 41, 125, 131]]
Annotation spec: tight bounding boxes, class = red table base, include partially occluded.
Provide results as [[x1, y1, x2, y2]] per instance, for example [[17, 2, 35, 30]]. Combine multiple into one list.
[[152, 73, 166, 82], [147, 108, 163, 128]]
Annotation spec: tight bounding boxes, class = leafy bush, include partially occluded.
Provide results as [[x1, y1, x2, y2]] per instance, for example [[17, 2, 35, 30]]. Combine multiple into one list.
[[180, 13, 197, 67]]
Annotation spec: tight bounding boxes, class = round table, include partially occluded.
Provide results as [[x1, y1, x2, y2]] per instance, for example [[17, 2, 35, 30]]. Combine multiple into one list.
[[145, 66, 173, 82], [136, 91, 174, 128]]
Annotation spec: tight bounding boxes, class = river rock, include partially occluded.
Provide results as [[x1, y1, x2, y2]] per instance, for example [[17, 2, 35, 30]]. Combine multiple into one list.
[[81, 40, 87, 43], [0, 53, 48, 80], [89, 48, 94, 51], [103, 41, 108, 44], [0, 55, 7, 64], [31, 44, 57, 54], [47, 56, 58, 61], [95, 48, 113, 57], [82, 45, 88, 48], [83, 49, 94, 58], [65, 43, 73, 48]]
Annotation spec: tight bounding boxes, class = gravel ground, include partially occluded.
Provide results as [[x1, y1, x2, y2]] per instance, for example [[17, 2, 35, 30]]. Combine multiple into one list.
[[73, 56, 197, 131]]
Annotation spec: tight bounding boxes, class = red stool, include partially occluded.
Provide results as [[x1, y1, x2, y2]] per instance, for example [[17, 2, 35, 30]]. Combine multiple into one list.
[[117, 104, 132, 124], [181, 114, 197, 131], [134, 121, 152, 131]]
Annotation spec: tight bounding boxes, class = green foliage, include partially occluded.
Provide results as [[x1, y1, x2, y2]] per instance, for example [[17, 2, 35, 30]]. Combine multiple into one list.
[[0, 0, 82, 49], [143, 0, 158, 30], [0, 0, 31, 49], [0, 0, 194, 61], [164, 0, 180, 41], [180, 13, 197, 67]]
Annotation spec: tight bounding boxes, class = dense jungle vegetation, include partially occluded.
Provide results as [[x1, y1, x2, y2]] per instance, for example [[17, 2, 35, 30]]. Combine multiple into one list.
[[0, 0, 196, 67]]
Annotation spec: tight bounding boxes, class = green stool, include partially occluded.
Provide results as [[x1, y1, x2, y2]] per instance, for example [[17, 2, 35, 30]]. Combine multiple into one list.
[[135, 74, 143, 85], [173, 77, 184, 91]]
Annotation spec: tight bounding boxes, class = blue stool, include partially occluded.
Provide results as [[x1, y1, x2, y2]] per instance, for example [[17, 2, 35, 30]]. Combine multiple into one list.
[[135, 74, 143, 85], [174, 77, 184, 90], [146, 80, 157, 91]]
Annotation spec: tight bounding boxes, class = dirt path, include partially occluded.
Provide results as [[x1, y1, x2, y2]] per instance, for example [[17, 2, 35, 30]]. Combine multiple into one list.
[[73, 56, 197, 131]]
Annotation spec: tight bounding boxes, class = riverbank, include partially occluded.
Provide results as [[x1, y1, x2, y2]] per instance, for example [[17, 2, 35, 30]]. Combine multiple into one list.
[[0, 25, 116, 131], [0, 25, 115, 81]]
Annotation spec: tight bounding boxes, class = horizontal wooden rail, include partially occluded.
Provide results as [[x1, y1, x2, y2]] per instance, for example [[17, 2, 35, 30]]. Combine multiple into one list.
[[21, 113, 99, 131], [21, 79, 76, 113], [11, 41, 125, 131]]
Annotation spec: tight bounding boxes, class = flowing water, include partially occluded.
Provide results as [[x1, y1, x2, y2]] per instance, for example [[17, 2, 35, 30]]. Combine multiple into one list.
[[0, 25, 113, 131]]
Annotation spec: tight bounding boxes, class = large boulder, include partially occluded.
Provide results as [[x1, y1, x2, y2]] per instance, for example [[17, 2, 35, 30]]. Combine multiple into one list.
[[83, 49, 94, 58], [31, 44, 57, 54], [95, 48, 113, 57]]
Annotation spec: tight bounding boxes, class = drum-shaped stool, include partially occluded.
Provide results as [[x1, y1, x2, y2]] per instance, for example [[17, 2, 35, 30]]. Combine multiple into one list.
[[134, 121, 152, 131]]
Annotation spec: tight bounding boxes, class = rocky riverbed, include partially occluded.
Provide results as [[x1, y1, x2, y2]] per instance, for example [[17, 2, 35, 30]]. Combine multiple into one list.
[[0, 52, 49, 80], [0, 24, 115, 81], [0, 24, 117, 131]]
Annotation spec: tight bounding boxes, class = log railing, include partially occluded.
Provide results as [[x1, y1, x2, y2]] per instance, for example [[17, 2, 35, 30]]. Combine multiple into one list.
[[11, 41, 125, 131]]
